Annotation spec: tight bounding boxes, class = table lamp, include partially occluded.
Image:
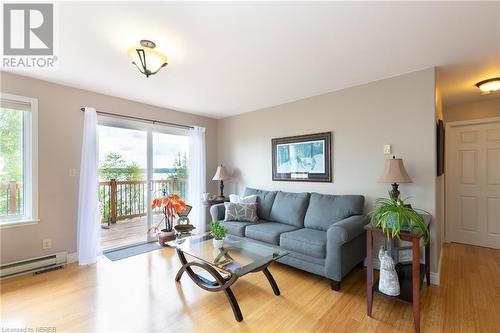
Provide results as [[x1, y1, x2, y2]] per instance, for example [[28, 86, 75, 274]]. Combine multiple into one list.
[[378, 156, 412, 200], [212, 165, 230, 198]]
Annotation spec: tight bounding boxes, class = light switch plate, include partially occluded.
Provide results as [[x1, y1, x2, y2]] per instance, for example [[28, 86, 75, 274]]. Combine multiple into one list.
[[384, 144, 391, 155], [69, 168, 76, 177]]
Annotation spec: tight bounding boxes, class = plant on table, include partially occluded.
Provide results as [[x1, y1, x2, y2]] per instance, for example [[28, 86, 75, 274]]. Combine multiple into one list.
[[368, 196, 429, 244], [209, 220, 227, 240], [150, 193, 187, 235]]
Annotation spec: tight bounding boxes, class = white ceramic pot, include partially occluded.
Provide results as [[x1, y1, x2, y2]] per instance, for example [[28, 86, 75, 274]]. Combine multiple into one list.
[[213, 238, 224, 249]]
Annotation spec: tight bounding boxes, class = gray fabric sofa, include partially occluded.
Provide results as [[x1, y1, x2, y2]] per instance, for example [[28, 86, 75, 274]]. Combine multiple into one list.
[[210, 187, 368, 291]]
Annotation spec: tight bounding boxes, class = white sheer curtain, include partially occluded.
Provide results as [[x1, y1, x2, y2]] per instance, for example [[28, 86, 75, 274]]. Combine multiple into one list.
[[188, 126, 206, 233], [77, 107, 101, 265]]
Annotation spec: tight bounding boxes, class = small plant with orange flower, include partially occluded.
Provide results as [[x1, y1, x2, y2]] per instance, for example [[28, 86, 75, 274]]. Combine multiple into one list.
[[150, 193, 187, 234]]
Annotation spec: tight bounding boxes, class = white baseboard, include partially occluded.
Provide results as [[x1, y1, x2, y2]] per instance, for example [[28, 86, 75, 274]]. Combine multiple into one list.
[[67, 252, 77, 264], [430, 272, 440, 285], [431, 248, 443, 286]]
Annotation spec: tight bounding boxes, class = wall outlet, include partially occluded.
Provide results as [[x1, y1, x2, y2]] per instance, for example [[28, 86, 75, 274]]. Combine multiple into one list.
[[42, 239, 52, 249], [69, 168, 77, 177], [383, 144, 392, 155]]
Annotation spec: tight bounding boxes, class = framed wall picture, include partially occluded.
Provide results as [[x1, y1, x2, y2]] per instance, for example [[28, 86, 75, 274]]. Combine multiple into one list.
[[437, 119, 445, 176], [272, 132, 332, 182]]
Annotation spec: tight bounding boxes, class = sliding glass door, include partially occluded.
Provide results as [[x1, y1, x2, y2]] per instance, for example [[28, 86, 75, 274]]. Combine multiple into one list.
[[97, 116, 189, 251], [151, 132, 189, 231], [98, 123, 148, 250]]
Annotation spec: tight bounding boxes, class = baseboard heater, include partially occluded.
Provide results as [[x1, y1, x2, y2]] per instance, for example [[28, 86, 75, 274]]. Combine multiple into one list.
[[0, 251, 67, 279]]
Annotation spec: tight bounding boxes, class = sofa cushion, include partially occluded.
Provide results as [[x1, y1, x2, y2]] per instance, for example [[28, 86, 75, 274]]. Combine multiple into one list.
[[304, 193, 365, 231], [224, 202, 258, 222], [220, 220, 255, 237], [244, 187, 278, 220], [245, 221, 298, 245], [269, 191, 310, 227], [280, 228, 327, 259]]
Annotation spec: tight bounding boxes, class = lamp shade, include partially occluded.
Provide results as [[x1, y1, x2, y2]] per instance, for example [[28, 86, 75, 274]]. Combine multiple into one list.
[[127, 40, 168, 77], [212, 165, 230, 181], [378, 157, 412, 183]]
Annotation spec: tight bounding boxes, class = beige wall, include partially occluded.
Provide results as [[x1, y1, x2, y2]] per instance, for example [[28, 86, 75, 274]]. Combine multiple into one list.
[[217, 68, 440, 273], [444, 97, 500, 122], [0, 72, 218, 264]]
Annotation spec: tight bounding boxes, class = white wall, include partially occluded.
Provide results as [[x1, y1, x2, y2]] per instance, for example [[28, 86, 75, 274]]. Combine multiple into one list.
[[217, 68, 440, 273]]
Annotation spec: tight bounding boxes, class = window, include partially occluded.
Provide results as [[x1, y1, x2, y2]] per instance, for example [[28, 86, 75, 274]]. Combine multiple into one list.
[[0, 93, 38, 226]]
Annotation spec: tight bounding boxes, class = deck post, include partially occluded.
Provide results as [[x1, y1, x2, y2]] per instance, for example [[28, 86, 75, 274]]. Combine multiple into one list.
[[173, 178, 178, 195], [110, 179, 117, 223]]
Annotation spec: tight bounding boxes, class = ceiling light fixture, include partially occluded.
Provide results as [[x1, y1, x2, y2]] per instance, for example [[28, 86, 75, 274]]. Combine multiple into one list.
[[127, 40, 168, 77], [475, 77, 500, 94]]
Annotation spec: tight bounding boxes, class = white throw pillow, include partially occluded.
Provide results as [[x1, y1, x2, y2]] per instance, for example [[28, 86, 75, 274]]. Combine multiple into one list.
[[229, 194, 257, 204]]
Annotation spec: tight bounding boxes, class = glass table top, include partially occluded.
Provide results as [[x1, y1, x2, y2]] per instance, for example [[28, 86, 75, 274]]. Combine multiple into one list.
[[167, 233, 289, 276]]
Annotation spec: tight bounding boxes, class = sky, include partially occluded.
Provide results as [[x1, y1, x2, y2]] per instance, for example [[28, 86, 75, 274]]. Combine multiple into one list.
[[98, 125, 189, 169]]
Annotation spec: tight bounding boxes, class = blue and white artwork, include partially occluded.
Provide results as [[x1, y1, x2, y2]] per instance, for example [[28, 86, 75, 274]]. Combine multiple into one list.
[[276, 140, 325, 174], [272, 132, 332, 182]]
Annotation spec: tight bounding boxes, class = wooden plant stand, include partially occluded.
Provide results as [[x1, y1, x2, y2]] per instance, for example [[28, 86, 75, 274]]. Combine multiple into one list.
[[365, 222, 430, 333]]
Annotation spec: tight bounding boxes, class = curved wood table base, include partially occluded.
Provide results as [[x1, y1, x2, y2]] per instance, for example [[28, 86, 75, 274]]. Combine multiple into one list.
[[174, 249, 280, 322], [262, 267, 280, 296]]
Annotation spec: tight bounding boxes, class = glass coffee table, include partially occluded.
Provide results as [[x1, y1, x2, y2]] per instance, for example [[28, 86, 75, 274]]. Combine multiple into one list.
[[167, 233, 288, 322]]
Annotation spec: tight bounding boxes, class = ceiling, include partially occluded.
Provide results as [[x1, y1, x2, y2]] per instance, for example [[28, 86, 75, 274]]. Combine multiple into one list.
[[4, 1, 500, 118]]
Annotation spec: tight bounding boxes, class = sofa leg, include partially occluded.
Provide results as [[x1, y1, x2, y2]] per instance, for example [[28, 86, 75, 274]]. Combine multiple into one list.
[[330, 279, 341, 291]]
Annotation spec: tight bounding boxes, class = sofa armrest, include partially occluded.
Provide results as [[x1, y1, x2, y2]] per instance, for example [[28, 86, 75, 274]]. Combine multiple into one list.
[[209, 203, 226, 222], [325, 215, 368, 282], [327, 215, 368, 246]]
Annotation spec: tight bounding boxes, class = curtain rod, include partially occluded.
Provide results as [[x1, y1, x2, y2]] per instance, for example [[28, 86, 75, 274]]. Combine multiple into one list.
[[80, 107, 194, 130]]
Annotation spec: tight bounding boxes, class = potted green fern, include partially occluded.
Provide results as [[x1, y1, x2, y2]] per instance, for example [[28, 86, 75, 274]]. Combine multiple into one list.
[[210, 220, 227, 249], [368, 197, 429, 244]]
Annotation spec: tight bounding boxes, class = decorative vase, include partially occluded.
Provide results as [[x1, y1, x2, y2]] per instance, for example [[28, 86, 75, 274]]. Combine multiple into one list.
[[378, 246, 400, 296], [158, 229, 176, 246], [213, 238, 224, 249]]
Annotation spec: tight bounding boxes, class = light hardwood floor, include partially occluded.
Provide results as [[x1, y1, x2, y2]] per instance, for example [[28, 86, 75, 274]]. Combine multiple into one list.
[[1, 242, 499, 333]]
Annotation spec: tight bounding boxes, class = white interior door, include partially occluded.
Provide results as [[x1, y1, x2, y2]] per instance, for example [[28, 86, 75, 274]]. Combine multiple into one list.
[[446, 118, 500, 249]]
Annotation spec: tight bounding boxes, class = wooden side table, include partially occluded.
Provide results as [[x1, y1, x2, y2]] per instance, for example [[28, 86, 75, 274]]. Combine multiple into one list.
[[365, 215, 431, 333], [202, 198, 229, 207]]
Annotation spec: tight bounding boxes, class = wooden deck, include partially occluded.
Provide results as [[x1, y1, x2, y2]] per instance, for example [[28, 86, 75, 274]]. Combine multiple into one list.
[[100, 218, 148, 250]]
